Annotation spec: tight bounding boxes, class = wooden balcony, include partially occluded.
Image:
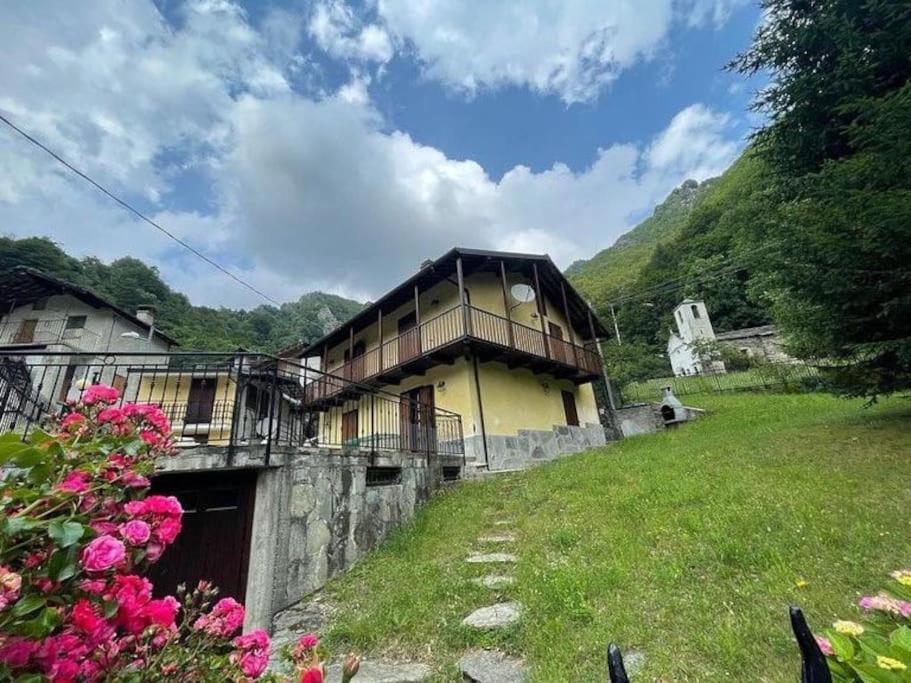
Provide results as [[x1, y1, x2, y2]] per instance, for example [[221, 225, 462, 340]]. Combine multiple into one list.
[[303, 303, 603, 409]]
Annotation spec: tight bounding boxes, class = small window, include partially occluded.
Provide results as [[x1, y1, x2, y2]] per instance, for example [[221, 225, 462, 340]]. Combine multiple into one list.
[[690, 305, 700, 319], [32, 298, 48, 311], [65, 315, 87, 330], [677, 311, 683, 323], [442, 466, 461, 482], [366, 466, 401, 487]]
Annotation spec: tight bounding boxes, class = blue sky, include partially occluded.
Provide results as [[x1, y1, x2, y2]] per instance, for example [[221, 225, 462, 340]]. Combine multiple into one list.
[[0, 0, 762, 307]]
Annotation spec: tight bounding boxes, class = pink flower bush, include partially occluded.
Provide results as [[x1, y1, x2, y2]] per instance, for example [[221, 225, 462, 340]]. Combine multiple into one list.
[[0, 383, 355, 682]]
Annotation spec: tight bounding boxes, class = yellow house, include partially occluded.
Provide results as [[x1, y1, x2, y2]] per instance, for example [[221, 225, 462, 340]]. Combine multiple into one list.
[[290, 248, 610, 470]]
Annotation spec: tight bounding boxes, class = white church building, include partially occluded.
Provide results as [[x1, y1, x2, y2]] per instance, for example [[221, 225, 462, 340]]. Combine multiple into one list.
[[667, 299, 727, 377]]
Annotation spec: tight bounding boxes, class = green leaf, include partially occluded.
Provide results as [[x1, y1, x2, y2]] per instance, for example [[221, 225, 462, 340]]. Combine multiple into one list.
[[27, 463, 53, 484], [890, 626, 911, 654], [10, 595, 45, 618], [48, 520, 84, 548], [13, 674, 46, 683], [19, 607, 60, 639], [47, 548, 77, 582], [829, 632, 856, 661], [10, 447, 45, 468], [1, 515, 39, 537], [858, 633, 893, 659], [103, 599, 119, 618]]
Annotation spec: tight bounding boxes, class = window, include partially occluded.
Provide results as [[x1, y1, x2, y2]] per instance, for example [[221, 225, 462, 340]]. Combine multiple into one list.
[[690, 305, 700, 319], [64, 315, 87, 330], [366, 466, 402, 487]]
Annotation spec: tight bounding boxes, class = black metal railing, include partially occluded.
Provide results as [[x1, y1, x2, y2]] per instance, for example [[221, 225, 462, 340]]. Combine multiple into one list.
[[0, 318, 103, 351], [0, 351, 464, 458], [607, 607, 832, 682], [324, 303, 603, 383]]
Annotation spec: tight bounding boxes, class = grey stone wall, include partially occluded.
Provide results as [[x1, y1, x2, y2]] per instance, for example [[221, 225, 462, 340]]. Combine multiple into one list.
[[467, 422, 608, 471]]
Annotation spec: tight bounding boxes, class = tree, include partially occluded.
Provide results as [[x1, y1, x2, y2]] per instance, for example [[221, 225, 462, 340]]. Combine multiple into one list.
[[733, 0, 911, 397]]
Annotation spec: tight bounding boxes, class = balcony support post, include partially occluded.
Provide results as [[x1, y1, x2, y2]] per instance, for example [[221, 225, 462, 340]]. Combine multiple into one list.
[[414, 284, 422, 353], [377, 308, 384, 372], [532, 262, 550, 359], [500, 260, 514, 349], [456, 256, 469, 338], [561, 281, 579, 368]]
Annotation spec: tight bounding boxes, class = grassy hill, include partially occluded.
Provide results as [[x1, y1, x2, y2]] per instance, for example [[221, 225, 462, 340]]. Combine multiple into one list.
[[315, 392, 911, 681], [0, 236, 363, 351], [566, 178, 717, 310]]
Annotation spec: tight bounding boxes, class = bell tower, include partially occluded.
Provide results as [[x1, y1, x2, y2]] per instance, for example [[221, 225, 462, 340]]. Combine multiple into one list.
[[673, 299, 716, 344]]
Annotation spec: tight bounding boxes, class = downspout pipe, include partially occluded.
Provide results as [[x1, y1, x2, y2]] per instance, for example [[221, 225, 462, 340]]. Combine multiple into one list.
[[470, 354, 489, 469]]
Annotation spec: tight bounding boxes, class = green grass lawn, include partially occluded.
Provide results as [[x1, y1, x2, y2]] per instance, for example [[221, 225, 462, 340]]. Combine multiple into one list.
[[320, 392, 911, 681]]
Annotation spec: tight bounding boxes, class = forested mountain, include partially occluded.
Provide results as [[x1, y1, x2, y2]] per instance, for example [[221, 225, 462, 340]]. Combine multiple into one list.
[[0, 236, 364, 352], [567, 152, 776, 384], [566, 177, 716, 308]]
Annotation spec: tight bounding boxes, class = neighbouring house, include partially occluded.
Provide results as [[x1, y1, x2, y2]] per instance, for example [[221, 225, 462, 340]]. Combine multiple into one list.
[[714, 324, 792, 363], [286, 247, 612, 471], [667, 299, 792, 377], [0, 266, 177, 431]]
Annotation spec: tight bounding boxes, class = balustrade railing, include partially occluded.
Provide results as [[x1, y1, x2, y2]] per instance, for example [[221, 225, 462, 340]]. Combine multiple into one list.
[[323, 303, 603, 383], [0, 351, 464, 459], [0, 319, 102, 351]]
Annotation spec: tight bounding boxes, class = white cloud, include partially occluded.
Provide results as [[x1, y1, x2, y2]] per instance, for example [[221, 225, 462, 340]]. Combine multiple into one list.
[[308, 0, 393, 64], [0, 0, 743, 310]]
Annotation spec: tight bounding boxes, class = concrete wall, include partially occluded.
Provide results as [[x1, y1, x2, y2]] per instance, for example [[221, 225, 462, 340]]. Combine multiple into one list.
[[613, 404, 665, 437], [156, 446, 450, 632]]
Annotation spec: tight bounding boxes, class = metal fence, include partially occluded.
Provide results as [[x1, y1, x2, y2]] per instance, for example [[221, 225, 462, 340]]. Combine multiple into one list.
[[0, 351, 464, 460], [620, 361, 821, 405]]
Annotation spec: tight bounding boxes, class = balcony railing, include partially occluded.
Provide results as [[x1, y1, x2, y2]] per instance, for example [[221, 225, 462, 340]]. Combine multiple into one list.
[[0, 351, 464, 459], [0, 319, 101, 351], [322, 303, 603, 390]]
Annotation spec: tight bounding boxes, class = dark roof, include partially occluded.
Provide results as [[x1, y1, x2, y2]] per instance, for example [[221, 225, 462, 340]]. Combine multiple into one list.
[[293, 247, 609, 357], [0, 266, 180, 347], [715, 325, 777, 341]]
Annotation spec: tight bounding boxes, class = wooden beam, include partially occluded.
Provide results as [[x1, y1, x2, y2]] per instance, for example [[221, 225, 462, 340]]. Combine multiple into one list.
[[532, 262, 550, 358], [456, 256, 469, 337], [560, 280, 579, 367], [377, 307, 384, 372], [587, 308, 597, 343], [414, 283, 422, 354], [500, 260, 514, 349]]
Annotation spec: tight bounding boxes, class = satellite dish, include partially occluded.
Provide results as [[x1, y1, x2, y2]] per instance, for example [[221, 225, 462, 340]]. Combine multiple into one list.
[[510, 283, 536, 304]]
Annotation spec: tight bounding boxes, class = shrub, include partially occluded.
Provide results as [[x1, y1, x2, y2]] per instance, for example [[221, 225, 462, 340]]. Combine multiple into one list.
[[0, 385, 357, 682], [817, 569, 911, 681]]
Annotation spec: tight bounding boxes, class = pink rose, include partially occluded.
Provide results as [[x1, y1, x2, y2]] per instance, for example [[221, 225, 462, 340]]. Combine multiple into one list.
[[144, 495, 183, 517], [71, 599, 109, 640], [81, 535, 126, 573], [97, 407, 126, 424], [154, 517, 182, 544], [232, 629, 270, 678], [0, 636, 38, 668], [0, 566, 22, 611], [56, 471, 91, 494], [145, 542, 165, 562], [120, 520, 151, 546], [121, 470, 151, 489], [78, 579, 108, 595], [143, 596, 180, 628], [82, 384, 120, 405], [193, 597, 245, 638], [60, 412, 86, 430], [815, 636, 833, 656], [297, 633, 319, 651]]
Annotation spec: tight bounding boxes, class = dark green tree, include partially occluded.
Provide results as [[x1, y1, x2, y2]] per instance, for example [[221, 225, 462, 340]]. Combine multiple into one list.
[[733, 0, 911, 397]]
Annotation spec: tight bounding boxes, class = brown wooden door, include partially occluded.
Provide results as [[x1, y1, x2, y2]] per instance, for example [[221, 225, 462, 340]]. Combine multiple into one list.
[[147, 470, 256, 602], [397, 312, 419, 364], [561, 390, 579, 427], [342, 408, 358, 444], [15, 319, 38, 343], [185, 378, 216, 424], [548, 322, 566, 364], [400, 386, 434, 452]]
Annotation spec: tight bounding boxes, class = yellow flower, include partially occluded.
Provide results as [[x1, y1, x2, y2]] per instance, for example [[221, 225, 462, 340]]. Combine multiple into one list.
[[795, 579, 809, 588], [891, 570, 911, 587], [876, 656, 907, 671], [833, 620, 864, 637]]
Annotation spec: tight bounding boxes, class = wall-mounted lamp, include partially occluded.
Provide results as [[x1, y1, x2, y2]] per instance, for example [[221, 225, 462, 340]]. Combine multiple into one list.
[[541, 382, 550, 395], [436, 380, 446, 391], [431, 298, 440, 307]]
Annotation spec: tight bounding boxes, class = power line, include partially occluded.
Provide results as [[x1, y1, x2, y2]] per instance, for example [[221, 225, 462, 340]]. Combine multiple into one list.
[[0, 111, 282, 306]]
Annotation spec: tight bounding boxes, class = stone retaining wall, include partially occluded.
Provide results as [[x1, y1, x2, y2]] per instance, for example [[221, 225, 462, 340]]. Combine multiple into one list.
[[465, 422, 608, 471]]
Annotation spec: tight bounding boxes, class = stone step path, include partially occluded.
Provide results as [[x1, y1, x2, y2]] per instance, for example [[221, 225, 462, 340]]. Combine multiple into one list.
[[460, 649, 526, 683], [478, 533, 516, 543], [472, 574, 514, 590], [465, 552, 517, 564], [325, 660, 430, 682], [461, 601, 522, 629]]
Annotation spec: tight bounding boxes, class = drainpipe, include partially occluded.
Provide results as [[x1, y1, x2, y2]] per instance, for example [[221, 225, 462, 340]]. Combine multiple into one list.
[[470, 354, 489, 468]]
